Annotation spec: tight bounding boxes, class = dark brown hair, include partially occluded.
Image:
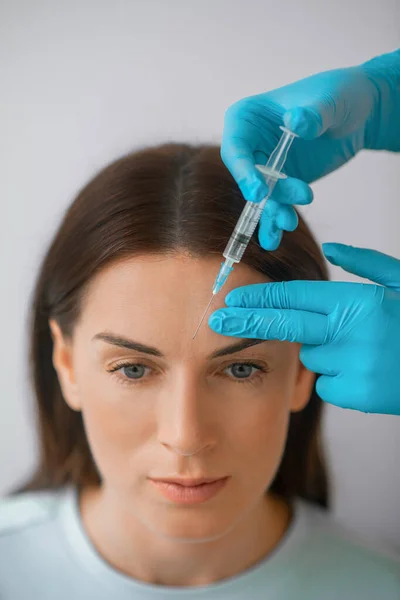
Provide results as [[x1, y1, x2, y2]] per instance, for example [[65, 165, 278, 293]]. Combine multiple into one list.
[[17, 143, 329, 507]]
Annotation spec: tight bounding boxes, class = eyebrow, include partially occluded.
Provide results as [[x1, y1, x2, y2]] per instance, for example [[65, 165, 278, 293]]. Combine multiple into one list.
[[92, 332, 265, 359]]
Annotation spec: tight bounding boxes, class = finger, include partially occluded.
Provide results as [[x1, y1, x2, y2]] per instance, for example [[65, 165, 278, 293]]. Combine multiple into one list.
[[284, 104, 336, 140], [225, 280, 367, 315], [258, 222, 283, 251], [322, 243, 400, 288], [300, 344, 339, 377], [220, 136, 269, 203], [269, 176, 314, 206], [208, 307, 329, 345], [260, 198, 300, 228], [315, 375, 366, 411], [275, 205, 299, 232], [258, 205, 298, 250], [315, 375, 347, 407], [258, 199, 284, 250]]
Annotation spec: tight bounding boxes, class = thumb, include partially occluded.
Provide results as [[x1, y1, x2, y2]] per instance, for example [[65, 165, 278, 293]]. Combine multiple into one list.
[[322, 242, 400, 288], [284, 105, 336, 140]]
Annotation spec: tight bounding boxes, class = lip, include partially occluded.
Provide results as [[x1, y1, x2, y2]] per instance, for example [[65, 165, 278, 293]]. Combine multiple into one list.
[[152, 477, 224, 487], [150, 477, 229, 505]]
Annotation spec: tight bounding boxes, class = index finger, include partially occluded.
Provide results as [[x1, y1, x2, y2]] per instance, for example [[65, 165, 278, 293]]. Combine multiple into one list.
[[225, 280, 364, 315], [220, 135, 269, 203]]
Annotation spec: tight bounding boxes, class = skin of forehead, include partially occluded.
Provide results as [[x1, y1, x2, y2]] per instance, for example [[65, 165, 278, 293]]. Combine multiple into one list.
[[77, 253, 282, 360]]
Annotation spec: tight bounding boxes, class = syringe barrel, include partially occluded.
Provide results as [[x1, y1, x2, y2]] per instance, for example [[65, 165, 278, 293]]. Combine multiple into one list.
[[219, 127, 297, 280], [223, 177, 278, 263]]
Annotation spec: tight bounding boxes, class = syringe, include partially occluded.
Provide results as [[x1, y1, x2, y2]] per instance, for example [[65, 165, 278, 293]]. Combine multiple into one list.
[[192, 126, 298, 339]]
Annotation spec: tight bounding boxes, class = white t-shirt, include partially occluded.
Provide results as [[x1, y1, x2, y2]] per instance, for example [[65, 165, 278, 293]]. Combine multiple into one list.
[[0, 486, 399, 599]]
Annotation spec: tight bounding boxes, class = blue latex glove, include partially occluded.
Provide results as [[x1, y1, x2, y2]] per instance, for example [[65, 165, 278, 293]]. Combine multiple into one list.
[[221, 49, 400, 250], [209, 244, 400, 415]]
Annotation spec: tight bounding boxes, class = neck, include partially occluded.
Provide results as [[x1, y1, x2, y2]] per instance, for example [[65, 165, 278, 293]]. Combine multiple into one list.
[[79, 485, 291, 587]]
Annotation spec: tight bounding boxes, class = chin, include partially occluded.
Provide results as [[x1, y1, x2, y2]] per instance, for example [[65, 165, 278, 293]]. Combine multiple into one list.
[[138, 505, 241, 544]]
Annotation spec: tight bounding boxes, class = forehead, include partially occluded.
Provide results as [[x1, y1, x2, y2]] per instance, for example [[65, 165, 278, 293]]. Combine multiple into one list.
[[78, 253, 271, 355]]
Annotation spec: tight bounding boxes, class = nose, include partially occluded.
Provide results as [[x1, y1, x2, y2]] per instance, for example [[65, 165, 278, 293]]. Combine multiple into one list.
[[158, 371, 216, 457]]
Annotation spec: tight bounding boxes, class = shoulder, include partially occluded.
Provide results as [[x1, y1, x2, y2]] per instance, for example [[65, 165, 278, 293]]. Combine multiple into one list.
[[0, 488, 66, 539], [0, 487, 81, 597], [296, 500, 400, 594]]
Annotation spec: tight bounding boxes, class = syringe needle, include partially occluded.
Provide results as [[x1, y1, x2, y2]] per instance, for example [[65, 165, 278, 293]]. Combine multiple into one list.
[[192, 294, 215, 339]]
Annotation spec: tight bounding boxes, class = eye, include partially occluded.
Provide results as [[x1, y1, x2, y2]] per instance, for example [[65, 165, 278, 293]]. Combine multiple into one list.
[[107, 361, 152, 385], [224, 361, 268, 382], [121, 364, 148, 379]]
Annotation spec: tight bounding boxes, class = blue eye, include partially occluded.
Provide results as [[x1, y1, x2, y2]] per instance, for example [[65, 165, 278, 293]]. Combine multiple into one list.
[[108, 362, 151, 385], [225, 362, 265, 381], [122, 364, 147, 379]]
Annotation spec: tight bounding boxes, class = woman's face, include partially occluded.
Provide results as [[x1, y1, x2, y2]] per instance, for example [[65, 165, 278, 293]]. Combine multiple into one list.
[[50, 254, 314, 541]]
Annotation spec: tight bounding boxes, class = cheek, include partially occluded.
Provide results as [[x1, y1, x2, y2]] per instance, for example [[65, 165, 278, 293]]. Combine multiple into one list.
[[232, 384, 291, 463], [228, 365, 299, 482], [75, 368, 154, 484]]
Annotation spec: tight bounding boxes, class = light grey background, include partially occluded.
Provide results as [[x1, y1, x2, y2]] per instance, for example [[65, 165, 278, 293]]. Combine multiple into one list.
[[1, 0, 399, 551]]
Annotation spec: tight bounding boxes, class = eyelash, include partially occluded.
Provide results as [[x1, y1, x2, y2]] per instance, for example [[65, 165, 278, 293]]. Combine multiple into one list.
[[106, 360, 270, 387]]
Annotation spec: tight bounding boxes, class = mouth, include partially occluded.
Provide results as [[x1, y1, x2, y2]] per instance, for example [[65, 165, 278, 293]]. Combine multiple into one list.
[[149, 476, 230, 505], [152, 477, 225, 487]]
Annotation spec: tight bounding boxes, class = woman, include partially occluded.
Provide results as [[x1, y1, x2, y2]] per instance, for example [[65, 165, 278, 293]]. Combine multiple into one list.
[[0, 144, 398, 598]]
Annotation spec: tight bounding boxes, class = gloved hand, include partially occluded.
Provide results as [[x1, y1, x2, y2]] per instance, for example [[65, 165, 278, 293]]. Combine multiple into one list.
[[209, 243, 400, 415], [221, 49, 400, 250]]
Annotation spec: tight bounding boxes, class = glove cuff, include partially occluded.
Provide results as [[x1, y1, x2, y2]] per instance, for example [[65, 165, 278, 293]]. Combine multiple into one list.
[[361, 49, 400, 151]]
